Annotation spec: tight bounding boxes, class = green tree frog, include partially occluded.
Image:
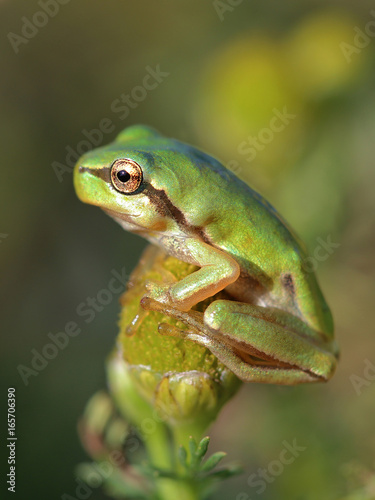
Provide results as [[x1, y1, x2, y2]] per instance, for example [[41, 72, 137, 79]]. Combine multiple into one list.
[[74, 125, 339, 385]]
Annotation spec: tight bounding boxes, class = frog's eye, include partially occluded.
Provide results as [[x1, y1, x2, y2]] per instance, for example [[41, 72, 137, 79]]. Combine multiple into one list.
[[110, 159, 143, 194]]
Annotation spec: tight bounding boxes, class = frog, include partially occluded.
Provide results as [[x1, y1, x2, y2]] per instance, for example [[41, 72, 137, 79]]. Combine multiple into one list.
[[74, 124, 339, 385]]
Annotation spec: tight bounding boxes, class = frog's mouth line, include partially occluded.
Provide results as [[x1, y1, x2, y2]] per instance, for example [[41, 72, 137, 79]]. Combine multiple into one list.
[[103, 208, 141, 219], [102, 208, 151, 236]]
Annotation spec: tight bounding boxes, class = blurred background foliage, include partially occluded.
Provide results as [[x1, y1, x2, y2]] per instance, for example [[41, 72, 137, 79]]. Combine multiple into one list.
[[1, 0, 375, 499]]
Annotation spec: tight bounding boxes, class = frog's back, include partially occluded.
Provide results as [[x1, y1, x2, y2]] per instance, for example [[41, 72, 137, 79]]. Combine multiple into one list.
[[208, 177, 334, 336], [166, 148, 333, 337]]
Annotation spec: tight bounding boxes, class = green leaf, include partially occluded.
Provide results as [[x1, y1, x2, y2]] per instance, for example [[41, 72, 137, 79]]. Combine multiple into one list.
[[188, 436, 197, 458], [207, 463, 244, 479], [178, 445, 188, 469], [201, 452, 227, 473], [142, 463, 178, 480], [190, 436, 211, 471], [196, 436, 210, 461]]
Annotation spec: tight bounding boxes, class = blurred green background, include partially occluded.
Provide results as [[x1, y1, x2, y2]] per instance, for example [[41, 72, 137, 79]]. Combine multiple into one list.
[[1, 1, 375, 499]]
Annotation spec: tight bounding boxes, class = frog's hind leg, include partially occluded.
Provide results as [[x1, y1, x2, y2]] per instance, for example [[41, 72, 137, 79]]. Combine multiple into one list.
[[142, 298, 319, 384], [202, 299, 338, 384], [141, 297, 338, 385]]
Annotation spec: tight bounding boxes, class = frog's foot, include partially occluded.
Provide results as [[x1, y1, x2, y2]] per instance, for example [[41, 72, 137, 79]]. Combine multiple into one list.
[[144, 281, 173, 306], [140, 297, 212, 346]]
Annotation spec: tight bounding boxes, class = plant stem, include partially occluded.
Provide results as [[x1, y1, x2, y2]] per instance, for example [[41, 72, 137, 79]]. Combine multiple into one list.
[[156, 479, 199, 500], [171, 421, 209, 452], [144, 421, 201, 500]]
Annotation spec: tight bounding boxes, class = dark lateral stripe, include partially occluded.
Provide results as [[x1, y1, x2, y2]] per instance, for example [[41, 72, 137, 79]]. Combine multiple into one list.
[[281, 273, 295, 297], [79, 166, 111, 183], [144, 184, 211, 244]]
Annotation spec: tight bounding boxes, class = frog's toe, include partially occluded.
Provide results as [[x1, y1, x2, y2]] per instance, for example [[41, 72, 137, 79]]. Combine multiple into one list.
[[158, 322, 212, 350], [140, 296, 166, 312], [158, 322, 186, 339], [144, 280, 156, 292]]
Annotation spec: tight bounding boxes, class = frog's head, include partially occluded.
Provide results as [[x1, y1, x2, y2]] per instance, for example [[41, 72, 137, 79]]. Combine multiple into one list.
[[74, 125, 225, 234]]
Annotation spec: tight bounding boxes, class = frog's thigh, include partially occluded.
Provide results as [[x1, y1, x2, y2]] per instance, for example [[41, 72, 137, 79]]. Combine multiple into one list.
[[203, 300, 337, 382]]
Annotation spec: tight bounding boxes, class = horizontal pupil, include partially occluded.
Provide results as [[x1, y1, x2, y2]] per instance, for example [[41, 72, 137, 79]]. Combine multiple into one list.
[[117, 170, 131, 183]]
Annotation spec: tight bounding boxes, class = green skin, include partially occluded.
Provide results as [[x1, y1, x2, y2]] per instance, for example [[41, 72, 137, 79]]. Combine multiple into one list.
[[74, 125, 339, 385]]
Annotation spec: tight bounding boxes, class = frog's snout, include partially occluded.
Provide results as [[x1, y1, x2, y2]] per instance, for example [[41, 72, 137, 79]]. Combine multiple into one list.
[[76, 164, 92, 175], [73, 164, 92, 204]]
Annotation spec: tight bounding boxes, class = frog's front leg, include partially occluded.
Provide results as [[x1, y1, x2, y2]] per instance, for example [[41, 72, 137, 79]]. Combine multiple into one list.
[[201, 300, 338, 384], [144, 239, 240, 311]]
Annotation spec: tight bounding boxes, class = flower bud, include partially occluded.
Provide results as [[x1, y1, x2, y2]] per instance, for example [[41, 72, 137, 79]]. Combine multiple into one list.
[[115, 244, 241, 431]]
